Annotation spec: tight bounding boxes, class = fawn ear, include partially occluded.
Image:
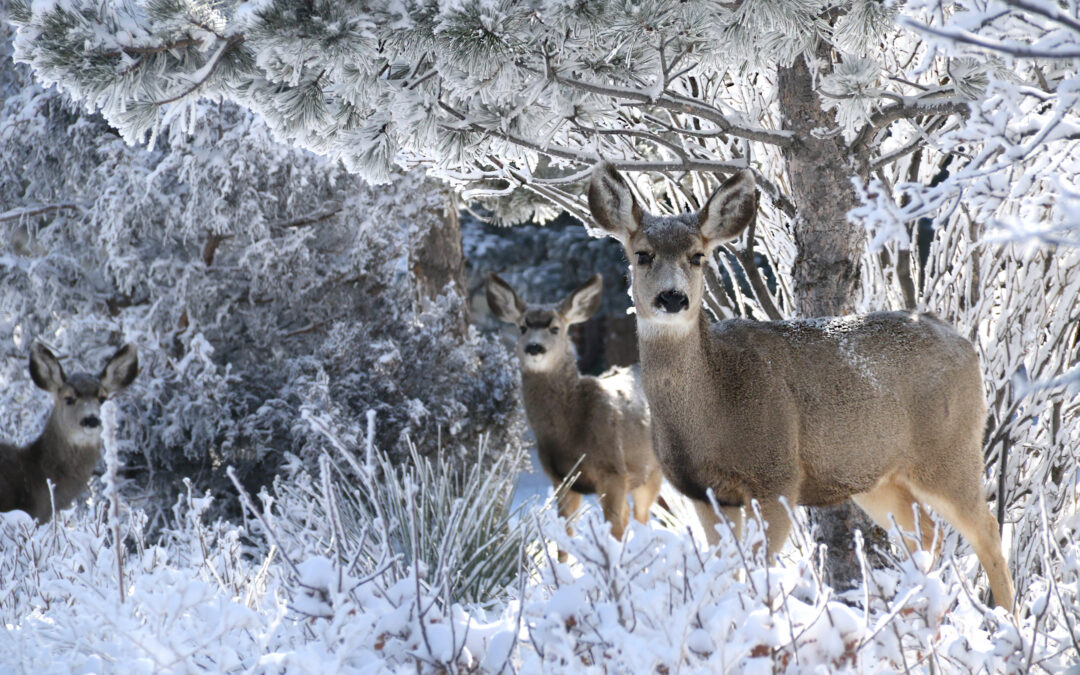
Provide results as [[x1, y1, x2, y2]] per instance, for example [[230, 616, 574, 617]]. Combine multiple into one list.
[[588, 162, 642, 243], [100, 344, 138, 394], [486, 273, 526, 325], [29, 343, 65, 393], [699, 169, 757, 249], [558, 274, 603, 325]]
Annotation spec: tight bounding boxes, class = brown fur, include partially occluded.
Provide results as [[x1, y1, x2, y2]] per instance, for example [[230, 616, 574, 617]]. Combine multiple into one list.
[[0, 343, 138, 523], [487, 273, 661, 542], [587, 162, 1015, 609]]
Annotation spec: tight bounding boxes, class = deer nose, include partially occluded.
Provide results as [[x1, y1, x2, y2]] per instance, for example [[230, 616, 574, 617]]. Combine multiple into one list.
[[655, 290, 690, 313], [524, 343, 546, 356], [81, 415, 101, 429]]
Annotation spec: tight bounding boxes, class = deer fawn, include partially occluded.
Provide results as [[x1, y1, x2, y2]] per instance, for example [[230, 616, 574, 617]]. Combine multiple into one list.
[[0, 343, 139, 523], [487, 273, 662, 547], [587, 162, 1015, 609]]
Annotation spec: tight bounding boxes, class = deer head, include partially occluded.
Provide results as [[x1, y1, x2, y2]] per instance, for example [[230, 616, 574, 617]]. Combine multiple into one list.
[[30, 343, 139, 446], [588, 162, 757, 336], [486, 273, 603, 372]]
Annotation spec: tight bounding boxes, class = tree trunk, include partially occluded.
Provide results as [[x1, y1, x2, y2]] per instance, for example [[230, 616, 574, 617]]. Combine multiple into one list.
[[409, 179, 469, 337], [778, 53, 889, 590]]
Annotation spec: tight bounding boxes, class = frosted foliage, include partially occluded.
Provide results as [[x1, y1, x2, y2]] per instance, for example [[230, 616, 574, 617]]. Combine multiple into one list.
[[0, 26, 521, 519], [862, 2, 1080, 249]]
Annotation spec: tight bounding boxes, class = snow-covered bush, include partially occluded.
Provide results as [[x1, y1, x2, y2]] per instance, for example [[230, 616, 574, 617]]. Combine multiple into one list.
[[4, 471, 1078, 672]]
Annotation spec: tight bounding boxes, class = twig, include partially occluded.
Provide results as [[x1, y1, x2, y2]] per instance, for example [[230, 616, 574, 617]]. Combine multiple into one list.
[[152, 35, 245, 106]]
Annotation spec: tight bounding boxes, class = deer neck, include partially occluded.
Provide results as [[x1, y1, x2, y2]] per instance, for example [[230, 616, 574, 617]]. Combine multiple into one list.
[[636, 311, 715, 410], [519, 348, 584, 441], [30, 414, 101, 494]]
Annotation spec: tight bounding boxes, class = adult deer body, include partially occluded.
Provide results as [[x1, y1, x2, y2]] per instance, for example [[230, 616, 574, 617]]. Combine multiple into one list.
[[487, 273, 661, 542], [587, 162, 1014, 609], [0, 343, 138, 523]]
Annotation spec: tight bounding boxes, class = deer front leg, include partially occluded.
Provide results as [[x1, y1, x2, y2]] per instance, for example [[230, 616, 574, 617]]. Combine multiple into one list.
[[630, 468, 663, 525], [694, 499, 743, 548], [556, 490, 583, 563], [598, 477, 631, 540], [754, 495, 795, 562]]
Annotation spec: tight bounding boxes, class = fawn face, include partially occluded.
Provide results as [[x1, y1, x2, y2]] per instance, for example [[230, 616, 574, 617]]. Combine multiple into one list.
[[587, 163, 757, 336], [487, 273, 603, 373], [30, 343, 139, 445]]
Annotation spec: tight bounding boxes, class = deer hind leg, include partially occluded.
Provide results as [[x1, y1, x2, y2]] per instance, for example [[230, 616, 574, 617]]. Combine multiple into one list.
[[906, 483, 1016, 611], [555, 490, 583, 563], [852, 478, 937, 556], [693, 499, 743, 549], [630, 468, 663, 525]]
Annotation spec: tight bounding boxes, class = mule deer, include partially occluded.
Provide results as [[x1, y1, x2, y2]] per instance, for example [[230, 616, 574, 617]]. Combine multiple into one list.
[[0, 343, 138, 523], [587, 162, 1015, 609], [487, 273, 662, 545]]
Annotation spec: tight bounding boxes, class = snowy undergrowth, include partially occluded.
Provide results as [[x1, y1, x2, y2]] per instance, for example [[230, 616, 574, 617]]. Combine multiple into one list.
[[3, 446, 1078, 673]]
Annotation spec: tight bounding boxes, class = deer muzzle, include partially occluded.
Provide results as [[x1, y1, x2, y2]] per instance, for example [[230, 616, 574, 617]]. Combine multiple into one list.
[[655, 290, 690, 313], [80, 415, 101, 429]]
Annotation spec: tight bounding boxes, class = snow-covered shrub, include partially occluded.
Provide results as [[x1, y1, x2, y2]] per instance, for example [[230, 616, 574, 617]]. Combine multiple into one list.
[[5, 479, 1078, 672], [265, 415, 536, 607], [519, 506, 1080, 672]]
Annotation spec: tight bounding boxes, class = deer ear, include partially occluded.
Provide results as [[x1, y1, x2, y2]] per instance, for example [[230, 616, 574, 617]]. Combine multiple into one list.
[[559, 274, 603, 325], [100, 344, 138, 394], [699, 169, 757, 248], [29, 343, 65, 393], [486, 273, 526, 325], [588, 162, 642, 242]]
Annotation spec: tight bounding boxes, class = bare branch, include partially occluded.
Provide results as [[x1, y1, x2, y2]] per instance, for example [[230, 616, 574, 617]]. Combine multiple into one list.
[[268, 205, 343, 229], [439, 102, 747, 175], [0, 202, 81, 223], [727, 214, 783, 321], [851, 98, 969, 155], [551, 73, 795, 147], [1001, 0, 1080, 35], [100, 37, 205, 59], [905, 18, 1080, 59]]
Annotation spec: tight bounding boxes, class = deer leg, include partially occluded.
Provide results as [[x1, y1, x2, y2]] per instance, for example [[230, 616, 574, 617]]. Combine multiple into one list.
[[852, 478, 937, 555], [598, 478, 630, 540], [556, 490, 583, 563], [907, 484, 1015, 611], [693, 499, 742, 549], [630, 468, 663, 524], [755, 496, 794, 561]]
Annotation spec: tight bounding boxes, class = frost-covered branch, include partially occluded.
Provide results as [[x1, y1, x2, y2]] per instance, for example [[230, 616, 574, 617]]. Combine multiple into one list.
[[0, 202, 81, 222]]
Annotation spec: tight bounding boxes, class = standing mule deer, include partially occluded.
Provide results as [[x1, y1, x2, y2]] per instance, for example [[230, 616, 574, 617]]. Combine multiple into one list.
[[587, 162, 1015, 609], [0, 343, 139, 523], [487, 273, 662, 547]]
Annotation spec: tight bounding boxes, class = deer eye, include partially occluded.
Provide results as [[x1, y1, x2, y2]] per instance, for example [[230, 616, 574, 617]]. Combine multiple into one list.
[[64, 396, 76, 406], [550, 327, 559, 335], [519, 326, 527, 334], [635, 251, 654, 266], [690, 252, 705, 267]]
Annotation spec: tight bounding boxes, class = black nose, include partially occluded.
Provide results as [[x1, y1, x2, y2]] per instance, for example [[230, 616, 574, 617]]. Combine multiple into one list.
[[524, 343, 546, 356], [81, 416, 101, 429], [655, 290, 690, 313]]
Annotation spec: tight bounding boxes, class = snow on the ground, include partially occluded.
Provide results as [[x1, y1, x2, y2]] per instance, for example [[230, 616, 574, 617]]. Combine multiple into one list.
[[2, 478, 1075, 675]]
